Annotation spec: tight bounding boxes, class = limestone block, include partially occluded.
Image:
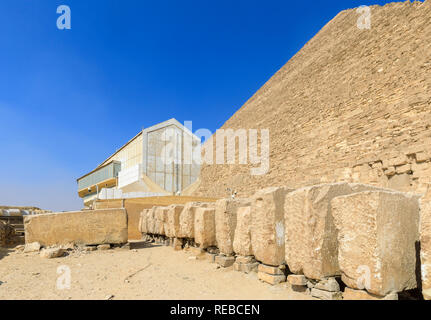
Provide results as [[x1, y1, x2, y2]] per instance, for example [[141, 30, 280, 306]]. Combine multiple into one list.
[[258, 264, 284, 275], [24, 242, 41, 253], [235, 255, 255, 264], [258, 272, 286, 285], [215, 198, 251, 255], [420, 190, 431, 300], [251, 187, 290, 266], [24, 209, 128, 246], [40, 248, 66, 259], [314, 277, 340, 292], [139, 209, 149, 233], [194, 207, 216, 248], [233, 206, 253, 256], [343, 287, 398, 300], [165, 205, 184, 238], [154, 207, 168, 235], [287, 274, 308, 286], [284, 183, 377, 280], [215, 255, 235, 267], [311, 288, 342, 300], [178, 202, 211, 239], [146, 207, 157, 234], [332, 190, 420, 296]]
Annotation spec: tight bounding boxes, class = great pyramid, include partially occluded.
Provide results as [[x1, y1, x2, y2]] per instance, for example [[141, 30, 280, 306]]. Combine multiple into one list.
[[195, 1, 431, 199]]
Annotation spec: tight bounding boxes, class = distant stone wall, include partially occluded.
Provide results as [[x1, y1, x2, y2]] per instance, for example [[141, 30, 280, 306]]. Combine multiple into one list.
[[195, 1, 431, 199]]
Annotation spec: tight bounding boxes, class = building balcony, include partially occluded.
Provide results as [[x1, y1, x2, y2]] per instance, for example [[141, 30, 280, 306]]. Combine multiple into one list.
[[77, 161, 121, 198]]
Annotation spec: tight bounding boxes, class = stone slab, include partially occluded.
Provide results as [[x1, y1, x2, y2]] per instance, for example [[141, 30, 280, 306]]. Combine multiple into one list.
[[215, 198, 251, 255], [251, 187, 291, 266], [24, 209, 128, 246], [311, 288, 342, 300], [287, 274, 308, 286], [284, 183, 378, 280], [233, 206, 253, 256], [194, 207, 216, 249], [257, 272, 286, 285], [215, 255, 235, 267]]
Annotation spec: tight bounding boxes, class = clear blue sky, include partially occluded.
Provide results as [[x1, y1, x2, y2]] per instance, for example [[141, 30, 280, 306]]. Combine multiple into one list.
[[0, 0, 398, 211]]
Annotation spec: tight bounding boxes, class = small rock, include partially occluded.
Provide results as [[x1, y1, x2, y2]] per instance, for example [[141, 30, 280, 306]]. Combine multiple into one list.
[[84, 246, 97, 251], [314, 277, 340, 292], [24, 242, 41, 253], [97, 244, 111, 250], [40, 248, 66, 259], [105, 294, 114, 300]]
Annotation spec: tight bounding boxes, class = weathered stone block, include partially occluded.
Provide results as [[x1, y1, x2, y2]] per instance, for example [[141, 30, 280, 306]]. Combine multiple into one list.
[[146, 207, 157, 234], [258, 264, 284, 275], [40, 248, 66, 259], [258, 272, 286, 285], [251, 187, 290, 266], [154, 207, 169, 235], [215, 198, 251, 255], [332, 190, 420, 296], [420, 190, 431, 300], [343, 287, 398, 300], [234, 262, 259, 273], [194, 207, 216, 249], [235, 255, 255, 264], [215, 255, 235, 267], [165, 205, 184, 238], [311, 288, 342, 300], [233, 206, 253, 256], [24, 242, 41, 253], [178, 202, 210, 239], [314, 277, 340, 292], [24, 209, 128, 246], [284, 183, 377, 280], [287, 274, 307, 286]]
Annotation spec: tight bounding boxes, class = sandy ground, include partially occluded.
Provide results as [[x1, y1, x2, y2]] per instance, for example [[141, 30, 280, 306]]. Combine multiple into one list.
[[0, 242, 313, 300]]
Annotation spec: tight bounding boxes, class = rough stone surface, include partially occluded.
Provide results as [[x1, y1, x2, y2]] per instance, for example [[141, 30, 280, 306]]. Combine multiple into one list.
[[257, 272, 286, 285], [332, 190, 420, 296], [215, 198, 251, 255], [40, 248, 66, 259], [235, 255, 255, 264], [24, 209, 128, 247], [420, 190, 431, 299], [423, 288, 431, 301], [233, 206, 253, 256], [311, 288, 342, 300], [194, 208, 216, 249], [251, 187, 290, 266], [287, 274, 308, 286], [343, 287, 398, 300], [139, 209, 149, 234], [314, 277, 340, 292], [284, 183, 378, 280], [154, 207, 168, 236], [178, 202, 212, 239], [165, 205, 184, 238], [234, 262, 259, 273], [97, 244, 111, 250], [24, 242, 41, 253], [258, 264, 284, 275], [146, 207, 157, 235], [215, 255, 235, 267]]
